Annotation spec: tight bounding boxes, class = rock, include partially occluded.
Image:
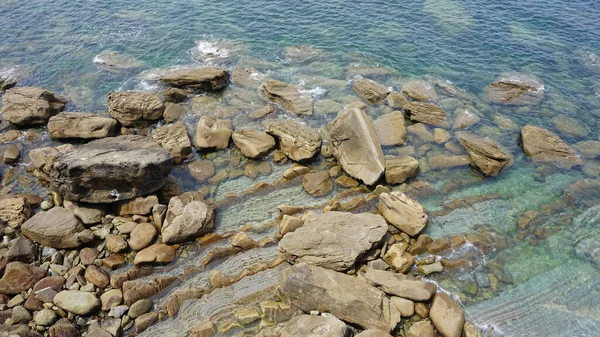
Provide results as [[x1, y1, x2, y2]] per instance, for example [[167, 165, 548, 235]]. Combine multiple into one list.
[[430, 292, 465, 337], [277, 215, 304, 239], [106, 234, 128, 253], [188, 159, 215, 182], [0, 196, 33, 228], [335, 175, 359, 188], [261, 80, 313, 115], [401, 80, 437, 101], [355, 330, 393, 337], [407, 321, 436, 337], [382, 243, 414, 273], [249, 104, 276, 119], [53, 291, 100, 315], [521, 125, 582, 168], [231, 232, 258, 250], [386, 92, 408, 108], [21, 207, 88, 249], [353, 79, 390, 104], [378, 192, 428, 236], [564, 179, 600, 207], [152, 121, 192, 163], [11, 305, 32, 324], [573, 140, 600, 159], [417, 261, 444, 275], [428, 155, 471, 169], [93, 50, 144, 70], [266, 120, 321, 161], [49, 135, 174, 203], [129, 223, 157, 251], [0, 324, 43, 337], [161, 192, 215, 244], [279, 314, 350, 337], [454, 108, 481, 129], [100, 289, 123, 311], [362, 268, 436, 301], [391, 297, 414, 317], [33, 308, 58, 326], [163, 102, 185, 121], [48, 319, 80, 337], [314, 99, 344, 115], [135, 312, 158, 333], [231, 66, 265, 89], [434, 128, 451, 144], [1, 87, 67, 125], [485, 72, 544, 105], [279, 263, 395, 332], [403, 102, 450, 128], [328, 108, 385, 185], [457, 132, 512, 176], [63, 201, 105, 225], [385, 156, 419, 185], [373, 111, 407, 146], [160, 67, 230, 91], [232, 129, 276, 159], [79, 248, 98, 266], [194, 115, 232, 150], [3, 144, 21, 164], [48, 112, 118, 140], [551, 115, 589, 138], [302, 170, 332, 197], [128, 299, 153, 319], [134, 244, 175, 265], [107, 92, 164, 127], [284, 45, 325, 63], [6, 237, 36, 263], [278, 211, 387, 271], [84, 265, 109, 288], [407, 123, 434, 143], [116, 195, 158, 216], [24, 276, 64, 310]]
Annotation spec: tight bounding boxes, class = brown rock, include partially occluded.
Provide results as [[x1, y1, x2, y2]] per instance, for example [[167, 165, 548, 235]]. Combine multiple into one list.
[[457, 132, 512, 176], [0, 262, 45, 295], [430, 292, 465, 337], [385, 156, 419, 185], [408, 321, 436, 337], [48, 112, 117, 140], [194, 115, 232, 150], [232, 129, 276, 159], [521, 125, 583, 168], [79, 248, 98, 266], [302, 170, 332, 196], [188, 159, 215, 182], [135, 312, 158, 333], [261, 80, 313, 115], [485, 73, 544, 106], [152, 121, 192, 163], [116, 195, 158, 216], [2, 87, 67, 126], [382, 243, 414, 273], [378, 192, 428, 236], [386, 92, 408, 108], [3, 144, 21, 164], [107, 91, 164, 127], [105, 234, 128, 253], [428, 155, 471, 170], [373, 111, 407, 146], [0, 196, 34, 228], [160, 67, 230, 91], [403, 102, 450, 128], [102, 254, 126, 270], [134, 244, 176, 265], [161, 191, 215, 244], [129, 222, 157, 251], [353, 79, 390, 104], [362, 268, 436, 301], [84, 265, 110, 289], [21, 207, 88, 249], [266, 120, 321, 161], [25, 276, 64, 310], [48, 318, 80, 337], [402, 80, 437, 101]]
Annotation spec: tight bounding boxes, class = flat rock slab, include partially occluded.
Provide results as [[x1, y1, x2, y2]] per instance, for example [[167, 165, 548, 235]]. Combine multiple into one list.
[[378, 192, 428, 236], [403, 102, 450, 128], [21, 207, 88, 249], [521, 125, 582, 168], [278, 211, 387, 271], [266, 120, 321, 161], [49, 135, 174, 203], [457, 132, 511, 176], [353, 79, 390, 104], [0, 262, 45, 295], [232, 129, 276, 159], [48, 112, 118, 140], [107, 92, 164, 127], [261, 80, 313, 115], [2, 87, 67, 126], [160, 67, 230, 91], [485, 72, 544, 106]]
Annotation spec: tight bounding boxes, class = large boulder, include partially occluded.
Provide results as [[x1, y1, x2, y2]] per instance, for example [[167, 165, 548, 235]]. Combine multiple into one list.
[[1, 87, 67, 125], [107, 91, 164, 126], [21, 207, 88, 249], [161, 192, 215, 244], [278, 211, 388, 271], [48, 112, 118, 140], [0, 262, 45, 295], [266, 120, 321, 161], [373, 111, 407, 146], [279, 263, 397, 332], [49, 135, 174, 203], [485, 72, 544, 105], [151, 121, 192, 163], [521, 125, 582, 168], [430, 293, 465, 337], [160, 67, 230, 91], [328, 108, 385, 185], [353, 79, 390, 104], [261, 80, 313, 115], [378, 192, 428, 236], [232, 129, 276, 159], [457, 132, 512, 176], [403, 102, 450, 128], [194, 115, 232, 150]]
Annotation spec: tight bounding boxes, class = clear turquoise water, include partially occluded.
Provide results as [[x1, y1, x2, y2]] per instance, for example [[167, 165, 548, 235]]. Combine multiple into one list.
[[1, 1, 600, 336]]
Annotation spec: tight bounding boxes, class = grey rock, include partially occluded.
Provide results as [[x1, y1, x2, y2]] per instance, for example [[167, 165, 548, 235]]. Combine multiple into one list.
[[457, 132, 512, 176], [53, 291, 100, 315], [21, 207, 88, 249], [485, 72, 544, 106]]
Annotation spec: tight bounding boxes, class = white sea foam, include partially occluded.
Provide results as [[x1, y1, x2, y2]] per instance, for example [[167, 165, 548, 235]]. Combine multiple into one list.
[[196, 40, 229, 61]]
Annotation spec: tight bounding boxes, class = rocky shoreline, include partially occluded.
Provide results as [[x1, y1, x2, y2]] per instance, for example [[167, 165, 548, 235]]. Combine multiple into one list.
[[0, 47, 598, 337]]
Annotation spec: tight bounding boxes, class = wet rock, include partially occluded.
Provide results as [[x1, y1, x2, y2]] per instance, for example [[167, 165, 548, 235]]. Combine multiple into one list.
[[194, 115, 232, 150], [564, 179, 600, 207], [135, 312, 158, 333], [1, 87, 67, 126], [54, 290, 100, 315], [402, 80, 437, 101], [353, 78, 390, 104], [84, 265, 110, 288], [0, 262, 44, 295], [407, 123, 434, 143], [231, 66, 265, 89], [129, 223, 157, 251], [521, 125, 582, 168], [573, 140, 600, 159], [232, 129, 276, 159], [3, 144, 21, 164], [485, 72, 545, 105], [430, 292, 465, 337], [279, 263, 395, 332], [63, 201, 105, 225], [403, 102, 450, 128], [278, 211, 387, 271], [378, 192, 428, 236], [160, 67, 230, 91], [373, 111, 407, 146], [21, 207, 88, 249], [6, 237, 36, 263], [362, 268, 436, 301], [24, 276, 64, 311], [134, 244, 176, 265], [407, 321, 435, 337], [163, 102, 185, 122], [454, 108, 481, 129], [302, 170, 332, 196], [48, 112, 118, 140], [152, 121, 192, 163], [129, 299, 152, 319], [284, 45, 325, 63], [314, 99, 344, 115], [551, 115, 589, 138], [334, 175, 359, 188], [261, 80, 313, 115], [107, 92, 164, 127], [266, 120, 321, 161], [161, 191, 215, 245], [0, 196, 34, 228], [428, 155, 471, 169], [385, 156, 419, 185], [277, 215, 304, 239], [49, 135, 174, 203], [188, 159, 215, 182], [93, 50, 145, 70], [328, 108, 385, 185], [249, 104, 276, 119], [382, 243, 414, 273], [434, 128, 451, 144], [386, 92, 409, 108], [457, 132, 512, 176]]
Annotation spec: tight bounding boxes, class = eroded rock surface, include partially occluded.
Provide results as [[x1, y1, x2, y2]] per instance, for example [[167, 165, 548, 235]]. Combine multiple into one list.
[[2, 87, 67, 126], [160, 67, 230, 91], [261, 80, 313, 115], [266, 120, 321, 161], [107, 92, 164, 127], [457, 132, 512, 176], [521, 125, 582, 168], [232, 129, 276, 159], [403, 102, 450, 128], [353, 79, 390, 104], [485, 73, 544, 105], [378, 192, 428, 236], [48, 112, 118, 140], [161, 192, 215, 244]]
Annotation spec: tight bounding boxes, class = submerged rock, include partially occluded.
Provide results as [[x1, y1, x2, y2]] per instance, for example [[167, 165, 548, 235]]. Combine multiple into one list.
[[261, 80, 313, 115], [194, 115, 232, 150], [403, 102, 450, 128], [362, 268, 436, 301], [93, 50, 145, 70], [21, 207, 88, 249], [279, 263, 396, 332], [302, 170, 332, 196], [373, 111, 407, 146], [48, 112, 118, 140], [161, 191, 215, 244], [266, 120, 321, 161], [457, 132, 512, 176], [278, 211, 387, 271], [284, 45, 325, 63], [485, 73, 544, 105], [353, 78, 390, 104], [521, 125, 582, 168], [232, 129, 276, 159], [49, 135, 174, 203], [231, 66, 265, 89], [160, 67, 230, 91], [378, 192, 428, 236], [328, 108, 385, 185], [1, 87, 67, 126], [107, 91, 164, 127], [401, 80, 437, 101]]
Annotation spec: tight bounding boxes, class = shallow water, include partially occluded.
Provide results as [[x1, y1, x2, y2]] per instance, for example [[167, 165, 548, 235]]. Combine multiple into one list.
[[1, 0, 600, 336]]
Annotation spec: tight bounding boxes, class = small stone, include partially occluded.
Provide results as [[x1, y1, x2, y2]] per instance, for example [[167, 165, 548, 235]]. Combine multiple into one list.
[[302, 170, 333, 196], [101, 289, 123, 311], [231, 232, 258, 250], [383, 243, 414, 273], [128, 299, 152, 319], [3, 144, 21, 164], [417, 261, 444, 275], [79, 248, 98, 266], [84, 265, 109, 289], [105, 234, 128, 253], [134, 244, 176, 266], [277, 215, 304, 239], [391, 297, 414, 317], [408, 321, 436, 337], [134, 312, 158, 333], [128, 223, 157, 251]]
